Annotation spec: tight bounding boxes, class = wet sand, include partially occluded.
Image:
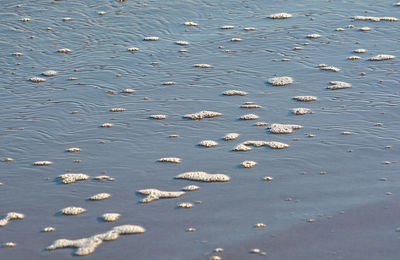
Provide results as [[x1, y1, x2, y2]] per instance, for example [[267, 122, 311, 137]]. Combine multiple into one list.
[[220, 198, 400, 260]]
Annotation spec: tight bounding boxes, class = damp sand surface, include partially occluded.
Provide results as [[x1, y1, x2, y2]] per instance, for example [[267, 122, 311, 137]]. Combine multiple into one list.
[[0, 0, 399, 259]]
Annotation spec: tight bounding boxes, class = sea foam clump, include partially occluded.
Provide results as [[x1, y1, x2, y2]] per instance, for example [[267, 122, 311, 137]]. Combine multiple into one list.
[[240, 114, 259, 120], [30, 77, 46, 83], [269, 124, 302, 134], [47, 225, 145, 256], [183, 111, 222, 120], [242, 140, 290, 149], [158, 157, 181, 163], [102, 213, 121, 222], [368, 54, 395, 61], [268, 13, 292, 19], [137, 189, 185, 203], [222, 90, 248, 96], [34, 161, 52, 166], [42, 70, 57, 76], [194, 64, 213, 68], [327, 81, 352, 90], [175, 171, 230, 182], [268, 76, 293, 86], [293, 96, 317, 102], [292, 108, 312, 115], [60, 207, 86, 215], [0, 212, 24, 227], [59, 173, 89, 184], [223, 133, 240, 141], [89, 193, 111, 201]]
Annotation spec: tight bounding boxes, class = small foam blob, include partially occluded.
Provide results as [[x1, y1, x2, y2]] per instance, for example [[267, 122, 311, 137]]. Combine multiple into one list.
[[163, 81, 176, 85], [59, 173, 89, 184], [359, 27, 371, 31], [67, 147, 81, 153], [223, 133, 240, 141], [319, 64, 341, 72], [94, 175, 115, 181], [29, 77, 46, 83], [354, 49, 367, 53], [240, 102, 261, 108], [244, 27, 256, 31], [254, 121, 268, 126], [243, 140, 290, 149], [233, 144, 252, 151], [109, 108, 126, 112], [222, 90, 248, 96], [193, 64, 213, 68], [220, 25, 235, 29], [102, 213, 120, 222], [60, 207, 86, 215], [269, 123, 302, 134], [158, 157, 181, 163], [34, 161, 52, 166], [89, 193, 111, 201], [3, 242, 16, 248], [57, 48, 71, 54], [122, 89, 135, 93], [127, 47, 139, 52], [184, 21, 198, 26], [137, 189, 186, 203], [175, 171, 230, 182], [183, 110, 222, 120], [240, 114, 259, 120], [209, 256, 222, 260], [144, 36, 159, 41], [150, 114, 168, 120], [293, 96, 317, 102], [182, 185, 200, 191], [241, 160, 257, 168], [43, 227, 56, 232], [327, 81, 352, 90], [268, 13, 292, 19], [307, 34, 321, 38], [250, 248, 261, 254], [101, 123, 113, 128], [231, 38, 242, 42], [368, 54, 395, 61], [268, 76, 293, 86], [42, 70, 57, 76], [353, 16, 398, 22], [292, 108, 312, 115], [186, 227, 196, 232], [178, 202, 193, 208], [348, 56, 361, 60], [255, 223, 266, 228], [199, 140, 219, 147], [174, 41, 189, 46]]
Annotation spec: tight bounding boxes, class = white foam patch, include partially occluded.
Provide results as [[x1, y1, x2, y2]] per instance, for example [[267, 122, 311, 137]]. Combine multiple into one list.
[[176, 171, 230, 182], [58, 173, 89, 184], [47, 225, 145, 256], [0, 212, 24, 227], [137, 189, 186, 203]]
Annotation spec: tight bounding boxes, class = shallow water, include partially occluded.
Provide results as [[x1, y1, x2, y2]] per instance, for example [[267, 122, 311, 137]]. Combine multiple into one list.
[[0, 0, 399, 259]]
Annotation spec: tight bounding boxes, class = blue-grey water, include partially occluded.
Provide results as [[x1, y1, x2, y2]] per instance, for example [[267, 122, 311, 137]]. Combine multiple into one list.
[[0, 0, 399, 259]]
